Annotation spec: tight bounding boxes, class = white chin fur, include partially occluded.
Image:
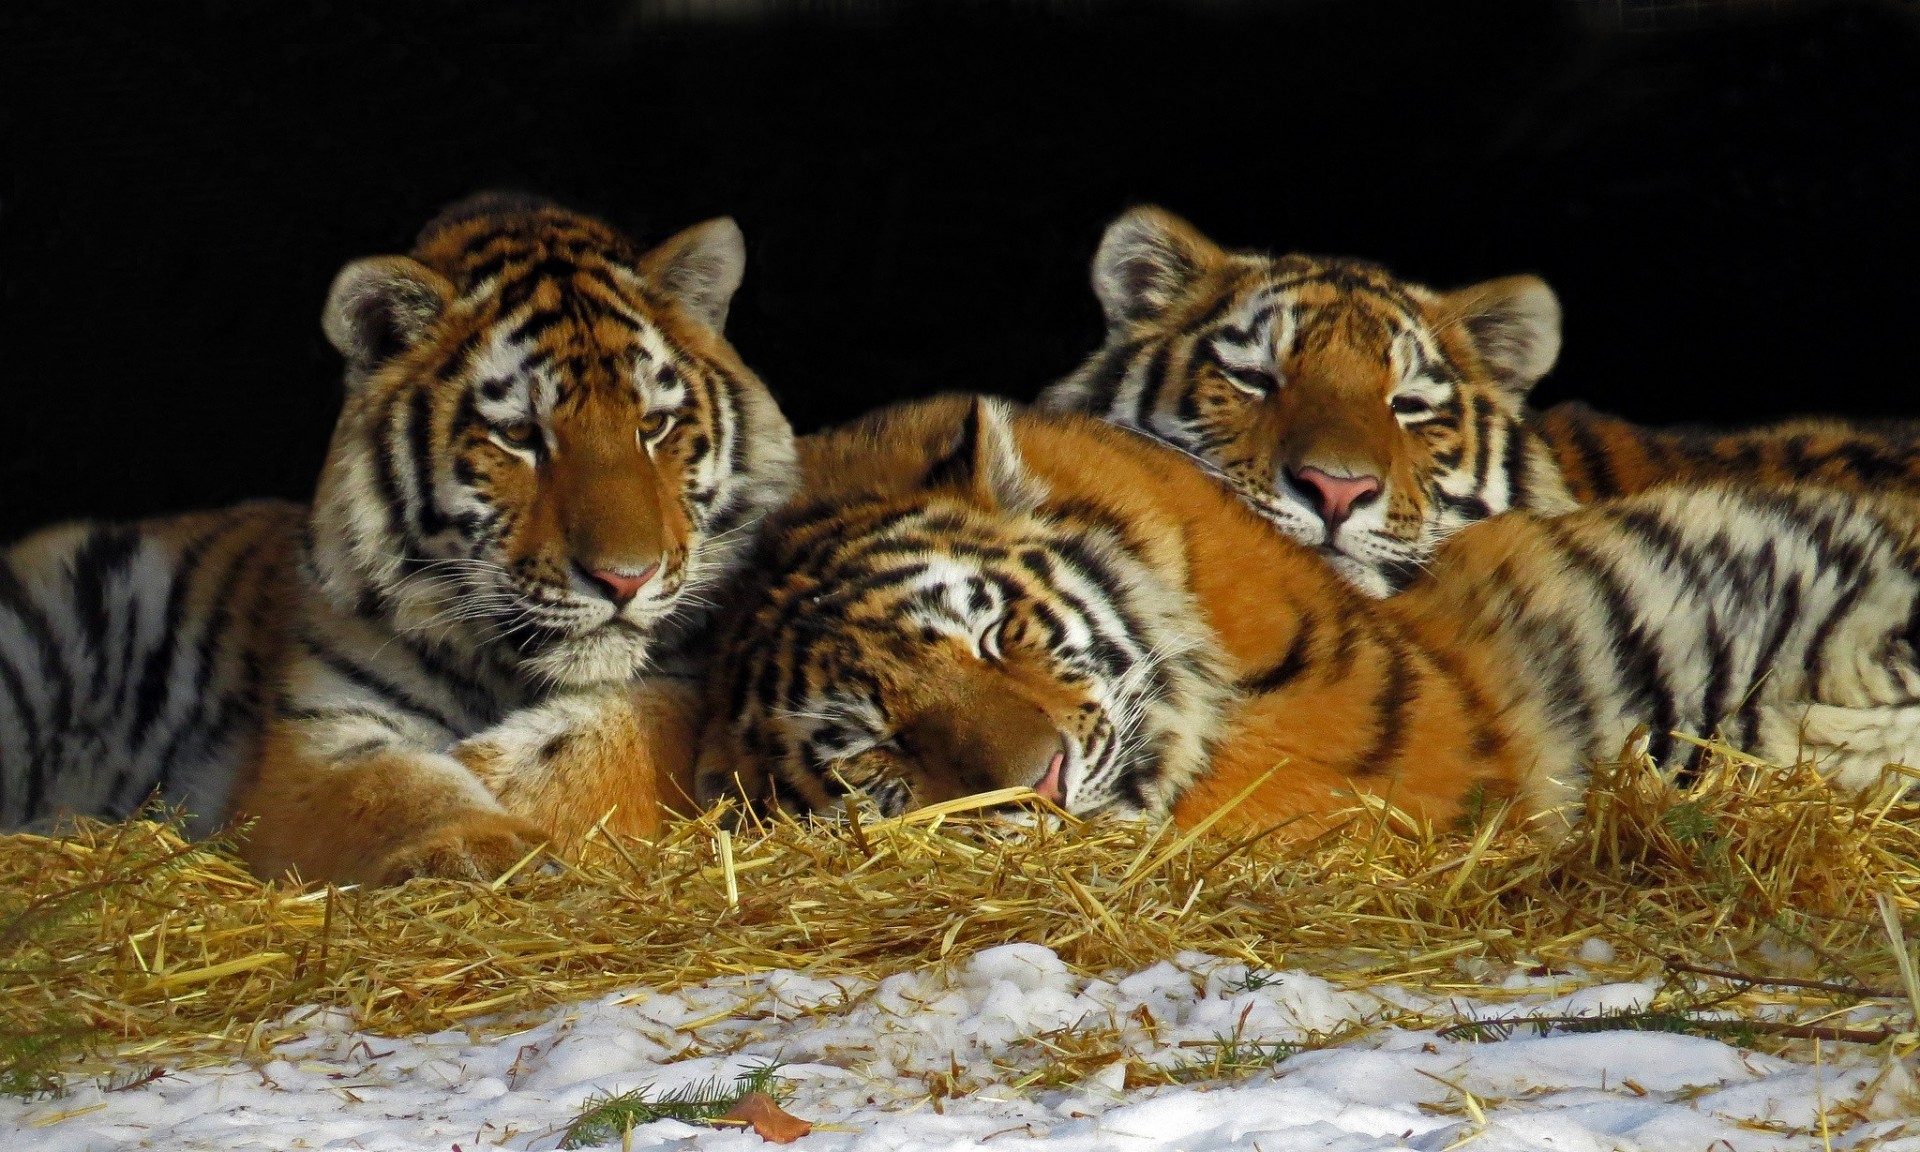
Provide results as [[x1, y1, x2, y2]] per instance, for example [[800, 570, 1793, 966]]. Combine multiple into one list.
[[523, 627, 654, 689], [1325, 550, 1395, 599]]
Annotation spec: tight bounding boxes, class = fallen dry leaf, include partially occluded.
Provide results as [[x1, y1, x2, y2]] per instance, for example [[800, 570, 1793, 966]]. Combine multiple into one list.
[[717, 1091, 813, 1143]]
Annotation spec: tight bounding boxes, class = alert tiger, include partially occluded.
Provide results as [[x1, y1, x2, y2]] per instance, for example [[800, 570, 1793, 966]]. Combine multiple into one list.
[[697, 395, 1920, 835], [1039, 206, 1920, 597], [1, 193, 798, 882]]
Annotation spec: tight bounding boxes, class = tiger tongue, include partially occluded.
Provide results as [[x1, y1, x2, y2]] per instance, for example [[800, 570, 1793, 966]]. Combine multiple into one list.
[[1034, 750, 1066, 806]]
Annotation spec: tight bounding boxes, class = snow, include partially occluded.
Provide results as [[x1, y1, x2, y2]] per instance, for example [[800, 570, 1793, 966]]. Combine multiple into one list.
[[6, 943, 1916, 1151]]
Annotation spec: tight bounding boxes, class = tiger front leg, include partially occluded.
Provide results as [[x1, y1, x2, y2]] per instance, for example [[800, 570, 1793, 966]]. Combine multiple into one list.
[[233, 720, 552, 886], [454, 676, 704, 852]]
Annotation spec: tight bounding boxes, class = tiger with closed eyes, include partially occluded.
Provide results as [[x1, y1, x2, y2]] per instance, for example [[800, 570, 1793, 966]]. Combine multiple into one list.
[[1, 193, 797, 883], [697, 394, 1920, 835], [1040, 207, 1920, 597]]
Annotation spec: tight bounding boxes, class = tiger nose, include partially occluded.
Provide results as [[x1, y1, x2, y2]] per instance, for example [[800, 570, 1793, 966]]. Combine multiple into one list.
[[1032, 747, 1068, 807], [579, 563, 659, 605], [1287, 466, 1382, 529]]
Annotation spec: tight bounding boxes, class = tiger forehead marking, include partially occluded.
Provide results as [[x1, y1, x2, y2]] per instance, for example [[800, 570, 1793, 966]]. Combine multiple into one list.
[[1041, 205, 1567, 597], [312, 193, 796, 694]]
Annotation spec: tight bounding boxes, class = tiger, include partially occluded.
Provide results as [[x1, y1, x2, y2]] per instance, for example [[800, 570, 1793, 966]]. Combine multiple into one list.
[[1038, 206, 1920, 598], [696, 394, 1920, 836], [1, 193, 798, 884]]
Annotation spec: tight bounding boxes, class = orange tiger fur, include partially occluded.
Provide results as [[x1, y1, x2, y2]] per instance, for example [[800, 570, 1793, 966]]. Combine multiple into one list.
[[703, 395, 1920, 838], [1535, 401, 1920, 503], [1042, 206, 1920, 596]]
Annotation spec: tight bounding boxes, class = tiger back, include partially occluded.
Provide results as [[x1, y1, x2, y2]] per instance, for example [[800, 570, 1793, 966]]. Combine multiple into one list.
[[1041, 206, 1920, 596], [703, 395, 1920, 838], [1535, 401, 1920, 503]]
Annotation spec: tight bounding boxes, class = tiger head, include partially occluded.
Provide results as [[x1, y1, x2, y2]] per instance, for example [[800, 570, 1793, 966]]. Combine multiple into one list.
[[308, 193, 797, 689], [1039, 206, 1569, 597], [697, 395, 1229, 819]]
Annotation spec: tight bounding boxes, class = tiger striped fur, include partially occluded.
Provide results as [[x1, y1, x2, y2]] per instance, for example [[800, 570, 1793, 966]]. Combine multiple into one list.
[[0, 503, 302, 834], [2, 194, 798, 882], [1040, 206, 1920, 597], [699, 395, 1920, 836], [1535, 402, 1920, 503]]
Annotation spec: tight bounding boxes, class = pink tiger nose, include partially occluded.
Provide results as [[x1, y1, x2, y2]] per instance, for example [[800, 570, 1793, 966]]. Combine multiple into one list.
[[585, 563, 659, 605], [1033, 749, 1067, 806], [1289, 466, 1382, 529]]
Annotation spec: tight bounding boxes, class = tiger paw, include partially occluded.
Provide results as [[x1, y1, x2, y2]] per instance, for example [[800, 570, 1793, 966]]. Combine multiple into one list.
[[375, 811, 552, 884]]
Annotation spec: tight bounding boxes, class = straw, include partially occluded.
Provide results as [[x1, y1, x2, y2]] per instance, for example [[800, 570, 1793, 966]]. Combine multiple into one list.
[[1, 737, 1916, 1088]]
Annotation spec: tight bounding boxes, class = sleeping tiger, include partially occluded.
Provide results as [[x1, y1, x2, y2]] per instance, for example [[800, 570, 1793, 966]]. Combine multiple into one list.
[[1039, 206, 1920, 597], [696, 394, 1920, 835], [1, 193, 797, 883]]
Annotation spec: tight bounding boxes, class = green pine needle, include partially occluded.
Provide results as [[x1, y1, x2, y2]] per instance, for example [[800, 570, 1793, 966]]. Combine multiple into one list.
[[559, 1060, 789, 1148]]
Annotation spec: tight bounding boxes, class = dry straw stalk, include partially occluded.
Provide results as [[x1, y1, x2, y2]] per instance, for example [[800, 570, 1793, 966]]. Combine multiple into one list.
[[3, 740, 1917, 1083]]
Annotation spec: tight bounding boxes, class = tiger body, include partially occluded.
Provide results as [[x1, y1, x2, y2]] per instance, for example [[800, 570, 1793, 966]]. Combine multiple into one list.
[[3, 195, 797, 883], [1536, 401, 1920, 504], [0, 503, 302, 834], [1041, 206, 1920, 596], [702, 395, 1920, 836]]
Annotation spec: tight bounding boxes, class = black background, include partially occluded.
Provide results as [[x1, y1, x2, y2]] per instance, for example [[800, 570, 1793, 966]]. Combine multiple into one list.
[[2, 0, 1917, 544]]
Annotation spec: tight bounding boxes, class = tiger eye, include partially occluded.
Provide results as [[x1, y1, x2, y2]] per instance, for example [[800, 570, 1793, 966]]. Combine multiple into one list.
[[638, 411, 676, 441], [496, 420, 539, 447]]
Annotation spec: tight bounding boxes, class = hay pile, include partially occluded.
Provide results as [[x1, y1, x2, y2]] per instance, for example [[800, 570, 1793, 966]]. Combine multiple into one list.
[[3, 742, 1919, 1089]]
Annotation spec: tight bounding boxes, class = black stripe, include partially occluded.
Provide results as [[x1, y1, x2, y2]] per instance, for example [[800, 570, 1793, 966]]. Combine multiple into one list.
[[1503, 420, 1533, 510], [1607, 506, 1719, 593], [0, 557, 75, 822], [292, 630, 460, 734], [923, 400, 985, 493], [1465, 392, 1495, 495], [1187, 289, 1239, 333], [1044, 534, 1153, 685], [1560, 413, 1620, 500], [393, 632, 504, 728], [1541, 522, 1678, 765], [1678, 616, 1732, 789], [68, 525, 142, 707], [147, 533, 272, 797], [1736, 578, 1803, 751], [371, 384, 419, 556], [1077, 340, 1141, 412], [408, 387, 450, 537], [0, 608, 43, 815], [1802, 569, 1870, 698], [1348, 620, 1415, 777], [1131, 344, 1172, 430], [1239, 613, 1315, 695], [507, 306, 567, 345], [128, 518, 249, 749]]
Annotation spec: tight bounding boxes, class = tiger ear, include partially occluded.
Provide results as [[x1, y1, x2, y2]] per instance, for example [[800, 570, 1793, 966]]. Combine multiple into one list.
[[924, 397, 1049, 513], [322, 256, 454, 386], [1091, 206, 1224, 327], [639, 217, 746, 332], [1443, 275, 1563, 398]]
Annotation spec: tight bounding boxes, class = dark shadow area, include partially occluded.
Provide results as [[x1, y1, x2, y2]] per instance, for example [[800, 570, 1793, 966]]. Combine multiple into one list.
[[2, 0, 1916, 541]]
